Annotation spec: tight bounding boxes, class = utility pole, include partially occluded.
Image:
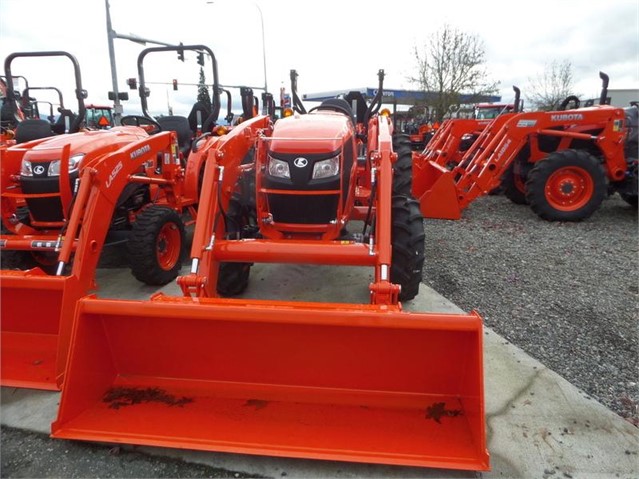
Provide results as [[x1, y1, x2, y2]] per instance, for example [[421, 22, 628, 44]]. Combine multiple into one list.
[[105, 0, 177, 123], [105, 0, 122, 123]]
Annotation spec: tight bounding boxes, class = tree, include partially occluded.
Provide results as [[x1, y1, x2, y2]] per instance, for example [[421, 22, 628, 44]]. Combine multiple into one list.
[[409, 24, 498, 122], [197, 66, 212, 109], [527, 60, 577, 111]]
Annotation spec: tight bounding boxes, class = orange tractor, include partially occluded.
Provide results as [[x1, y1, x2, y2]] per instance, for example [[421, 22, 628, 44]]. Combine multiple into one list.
[[51, 69, 489, 472], [0, 45, 226, 390], [414, 72, 638, 221], [394, 106, 437, 150], [419, 87, 522, 169]]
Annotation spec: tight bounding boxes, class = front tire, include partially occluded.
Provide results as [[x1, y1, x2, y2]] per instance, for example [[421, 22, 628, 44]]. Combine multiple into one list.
[[526, 149, 607, 221], [392, 134, 413, 197], [216, 197, 255, 296], [391, 195, 425, 301], [127, 206, 185, 285], [0, 226, 59, 273]]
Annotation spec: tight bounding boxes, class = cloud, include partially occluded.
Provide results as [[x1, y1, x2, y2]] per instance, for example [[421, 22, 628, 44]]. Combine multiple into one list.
[[1, 0, 636, 113]]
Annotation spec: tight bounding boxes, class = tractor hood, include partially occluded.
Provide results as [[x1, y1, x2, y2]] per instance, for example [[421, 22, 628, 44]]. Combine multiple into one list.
[[20, 127, 148, 164], [270, 112, 352, 155]]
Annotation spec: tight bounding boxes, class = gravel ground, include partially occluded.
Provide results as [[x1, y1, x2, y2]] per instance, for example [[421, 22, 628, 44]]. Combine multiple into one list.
[[421, 192, 638, 424], [0, 426, 261, 478]]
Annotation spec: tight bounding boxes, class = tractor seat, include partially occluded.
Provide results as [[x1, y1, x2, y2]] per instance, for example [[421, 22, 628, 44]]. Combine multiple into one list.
[[52, 109, 77, 134], [316, 98, 356, 125], [14, 119, 55, 143], [188, 101, 211, 135], [157, 115, 193, 158]]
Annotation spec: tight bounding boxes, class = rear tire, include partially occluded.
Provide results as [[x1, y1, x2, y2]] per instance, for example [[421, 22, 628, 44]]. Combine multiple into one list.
[[391, 195, 425, 301], [127, 206, 185, 285], [526, 149, 607, 221], [392, 134, 413, 197], [502, 162, 528, 205]]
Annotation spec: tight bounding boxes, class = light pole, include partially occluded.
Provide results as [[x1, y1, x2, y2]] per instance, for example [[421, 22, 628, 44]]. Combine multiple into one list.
[[207, 0, 268, 95], [254, 2, 268, 95], [105, 0, 177, 123]]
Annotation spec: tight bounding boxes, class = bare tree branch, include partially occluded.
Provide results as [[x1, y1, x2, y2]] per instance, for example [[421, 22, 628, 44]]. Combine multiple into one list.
[[408, 24, 498, 122], [526, 60, 578, 111]]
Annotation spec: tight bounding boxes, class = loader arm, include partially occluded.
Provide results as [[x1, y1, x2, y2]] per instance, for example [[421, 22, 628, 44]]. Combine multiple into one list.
[[366, 114, 400, 304], [0, 131, 182, 390], [179, 115, 273, 298], [413, 119, 481, 199], [423, 119, 481, 163]]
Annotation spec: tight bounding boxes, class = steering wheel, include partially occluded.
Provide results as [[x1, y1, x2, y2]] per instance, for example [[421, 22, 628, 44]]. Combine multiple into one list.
[[120, 115, 162, 134], [308, 104, 353, 118], [558, 95, 580, 111]]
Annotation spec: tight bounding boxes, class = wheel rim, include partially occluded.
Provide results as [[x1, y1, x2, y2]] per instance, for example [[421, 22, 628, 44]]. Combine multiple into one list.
[[545, 166, 594, 211], [156, 222, 181, 271]]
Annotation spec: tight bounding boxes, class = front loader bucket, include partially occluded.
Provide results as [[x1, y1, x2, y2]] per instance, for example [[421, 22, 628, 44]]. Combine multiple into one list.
[[413, 160, 462, 220], [53, 295, 489, 471], [0, 269, 77, 390]]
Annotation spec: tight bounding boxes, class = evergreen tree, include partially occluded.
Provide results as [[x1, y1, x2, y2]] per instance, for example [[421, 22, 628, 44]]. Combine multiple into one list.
[[197, 67, 212, 109]]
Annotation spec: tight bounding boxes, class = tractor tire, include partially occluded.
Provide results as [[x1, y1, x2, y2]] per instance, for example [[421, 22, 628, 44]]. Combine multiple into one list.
[[502, 162, 528, 205], [0, 247, 35, 270], [1, 226, 31, 270], [391, 195, 425, 301], [127, 206, 185, 285], [0, 226, 60, 272], [620, 192, 638, 208], [526, 149, 607, 221], [216, 198, 254, 296], [2, 247, 66, 274], [392, 134, 413, 197], [217, 262, 251, 296], [619, 159, 638, 208]]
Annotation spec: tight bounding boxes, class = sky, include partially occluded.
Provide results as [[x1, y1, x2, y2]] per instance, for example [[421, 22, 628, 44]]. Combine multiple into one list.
[[1, 0, 638, 117]]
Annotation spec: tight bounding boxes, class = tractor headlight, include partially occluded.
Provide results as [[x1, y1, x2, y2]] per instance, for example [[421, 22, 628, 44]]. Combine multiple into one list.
[[20, 160, 33, 176], [267, 157, 291, 179], [48, 154, 85, 176], [312, 156, 340, 179]]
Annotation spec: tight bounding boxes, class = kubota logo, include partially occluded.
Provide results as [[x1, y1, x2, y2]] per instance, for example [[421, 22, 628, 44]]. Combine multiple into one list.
[[550, 113, 584, 122], [130, 144, 151, 160], [293, 157, 308, 168]]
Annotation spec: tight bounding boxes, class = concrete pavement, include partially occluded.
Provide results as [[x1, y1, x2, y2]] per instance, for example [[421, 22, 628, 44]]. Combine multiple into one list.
[[1, 262, 638, 478]]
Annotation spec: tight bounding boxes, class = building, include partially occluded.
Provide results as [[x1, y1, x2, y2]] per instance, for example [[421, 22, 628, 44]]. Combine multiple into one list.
[[607, 89, 639, 107]]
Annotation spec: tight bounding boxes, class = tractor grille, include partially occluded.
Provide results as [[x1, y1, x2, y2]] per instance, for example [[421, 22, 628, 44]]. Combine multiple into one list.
[[267, 193, 339, 224], [20, 173, 78, 223]]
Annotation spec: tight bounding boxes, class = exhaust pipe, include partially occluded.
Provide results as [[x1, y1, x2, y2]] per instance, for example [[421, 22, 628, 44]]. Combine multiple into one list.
[[599, 71, 610, 106], [513, 86, 521, 113]]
